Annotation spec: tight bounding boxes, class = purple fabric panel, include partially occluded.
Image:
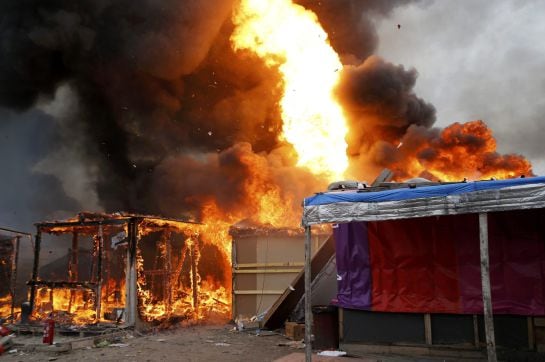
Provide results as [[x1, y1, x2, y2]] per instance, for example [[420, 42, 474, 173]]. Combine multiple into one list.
[[333, 222, 371, 309], [487, 210, 545, 314], [458, 209, 545, 315]]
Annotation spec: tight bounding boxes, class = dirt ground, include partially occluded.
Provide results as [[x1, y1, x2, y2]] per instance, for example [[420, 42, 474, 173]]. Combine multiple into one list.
[[1, 324, 339, 362], [1, 324, 487, 362]]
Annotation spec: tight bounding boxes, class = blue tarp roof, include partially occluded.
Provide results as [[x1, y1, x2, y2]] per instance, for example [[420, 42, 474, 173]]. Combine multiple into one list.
[[305, 176, 545, 207]]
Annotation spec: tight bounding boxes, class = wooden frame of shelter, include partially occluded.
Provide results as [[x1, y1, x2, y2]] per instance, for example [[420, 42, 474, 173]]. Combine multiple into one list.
[[301, 176, 545, 362], [28, 213, 200, 327], [0, 227, 30, 323]]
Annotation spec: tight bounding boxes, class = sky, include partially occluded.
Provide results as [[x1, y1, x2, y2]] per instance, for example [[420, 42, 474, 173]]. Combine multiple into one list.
[[375, 0, 545, 175]]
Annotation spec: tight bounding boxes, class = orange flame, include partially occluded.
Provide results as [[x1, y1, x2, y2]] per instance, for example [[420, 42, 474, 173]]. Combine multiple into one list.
[[392, 121, 533, 181], [232, 0, 349, 181]]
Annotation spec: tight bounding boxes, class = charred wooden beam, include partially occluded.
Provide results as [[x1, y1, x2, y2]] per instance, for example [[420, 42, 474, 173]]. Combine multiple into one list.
[[165, 231, 172, 315], [36, 219, 130, 229], [190, 239, 199, 319], [95, 226, 104, 322], [29, 228, 42, 314], [0, 227, 32, 236], [27, 280, 98, 290], [68, 232, 79, 313], [10, 236, 20, 323], [124, 219, 137, 326]]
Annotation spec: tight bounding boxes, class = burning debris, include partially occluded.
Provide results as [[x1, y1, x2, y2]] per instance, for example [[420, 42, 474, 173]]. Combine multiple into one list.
[[27, 212, 230, 328]]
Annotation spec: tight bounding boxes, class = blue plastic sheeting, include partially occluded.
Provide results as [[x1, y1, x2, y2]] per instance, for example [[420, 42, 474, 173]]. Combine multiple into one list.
[[305, 176, 545, 207]]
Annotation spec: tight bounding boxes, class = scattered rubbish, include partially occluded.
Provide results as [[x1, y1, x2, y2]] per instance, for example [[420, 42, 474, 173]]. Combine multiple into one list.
[[109, 343, 129, 348], [235, 316, 261, 331], [8, 349, 17, 354], [256, 330, 277, 337], [0, 335, 14, 355], [0, 325, 11, 336], [156, 338, 166, 342], [285, 322, 305, 341], [95, 340, 110, 348], [205, 340, 214, 343], [317, 350, 347, 357], [214, 342, 231, 347], [48, 357, 58, 361], [277, 340, 305, 349]]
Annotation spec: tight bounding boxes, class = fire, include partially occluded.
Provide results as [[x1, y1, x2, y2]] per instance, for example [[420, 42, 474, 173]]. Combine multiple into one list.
[[0, 295, 14, 319], [232, 0, 349, 180], [136, 219, 231, 323], [392, 121, 533, 181]]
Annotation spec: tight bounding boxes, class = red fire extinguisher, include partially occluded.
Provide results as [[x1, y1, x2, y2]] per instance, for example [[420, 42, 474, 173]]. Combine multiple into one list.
[[43, 313, 55, 345], [0, 325, 10, 337]]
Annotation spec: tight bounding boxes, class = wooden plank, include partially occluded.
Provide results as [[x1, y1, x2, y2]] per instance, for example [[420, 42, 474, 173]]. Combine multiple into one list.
[[424, 313, 432, 345], [235, 262, 304, 268], [233, 269, 301, 274], [473, 314, 480, 347], [262, 233, 335, 330], [339, 307, 344, 341], [528, 317, 535, 350], [304, 226, 312, 362], [234, 290, 285, 295], [534, 317, 545, 327], [479, 212, 497, 362]]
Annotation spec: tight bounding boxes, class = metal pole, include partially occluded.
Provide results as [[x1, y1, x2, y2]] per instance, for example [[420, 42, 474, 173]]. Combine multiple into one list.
[[29, 228, 42, 314], [304, 225, 312, 362], [479, 212, 497, 362]]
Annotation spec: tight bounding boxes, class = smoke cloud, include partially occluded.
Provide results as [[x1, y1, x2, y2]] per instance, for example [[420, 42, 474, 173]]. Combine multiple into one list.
[[0, 0, 533, 231]]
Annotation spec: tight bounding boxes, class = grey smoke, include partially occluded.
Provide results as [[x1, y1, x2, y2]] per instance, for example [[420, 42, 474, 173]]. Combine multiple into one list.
[[374, 0, 545, 174]]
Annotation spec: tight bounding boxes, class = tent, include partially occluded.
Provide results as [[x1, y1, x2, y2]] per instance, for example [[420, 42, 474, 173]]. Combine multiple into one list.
[[301, 176, 545, 362]]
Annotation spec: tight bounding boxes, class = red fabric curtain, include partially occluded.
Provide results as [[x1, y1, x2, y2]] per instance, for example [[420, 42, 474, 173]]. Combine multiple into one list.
[[367, 209, 545, 315]]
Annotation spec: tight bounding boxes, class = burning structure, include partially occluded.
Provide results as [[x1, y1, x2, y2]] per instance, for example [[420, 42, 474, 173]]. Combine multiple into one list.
[[27, 213, 229, 328], [0, 228, 26, 323]]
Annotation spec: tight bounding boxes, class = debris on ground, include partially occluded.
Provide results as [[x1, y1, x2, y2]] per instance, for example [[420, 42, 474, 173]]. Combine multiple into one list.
[[317, 350, 347, 357]]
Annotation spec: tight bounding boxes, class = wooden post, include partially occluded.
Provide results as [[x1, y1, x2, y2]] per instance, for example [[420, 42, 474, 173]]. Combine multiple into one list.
[[231, 237, 237, 321], [29, 228, 42, 314], [424, 313, 433, 345], [165, 231, 172, 316], [479, 212, 497, 362], [304, 225, 312, 362], [95, 225, 104, 321], [125, 221, 137, 326], [528, 317, 535, 350], [473, 315, 480, 347], [68, 232, 79, 313], [190, 237, 200, 319], [10, 236, 21, 323]]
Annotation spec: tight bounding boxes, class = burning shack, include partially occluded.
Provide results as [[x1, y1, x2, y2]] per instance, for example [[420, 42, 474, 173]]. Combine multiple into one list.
[[0, 228, 26, 322], [27, 212, 230, 328]]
